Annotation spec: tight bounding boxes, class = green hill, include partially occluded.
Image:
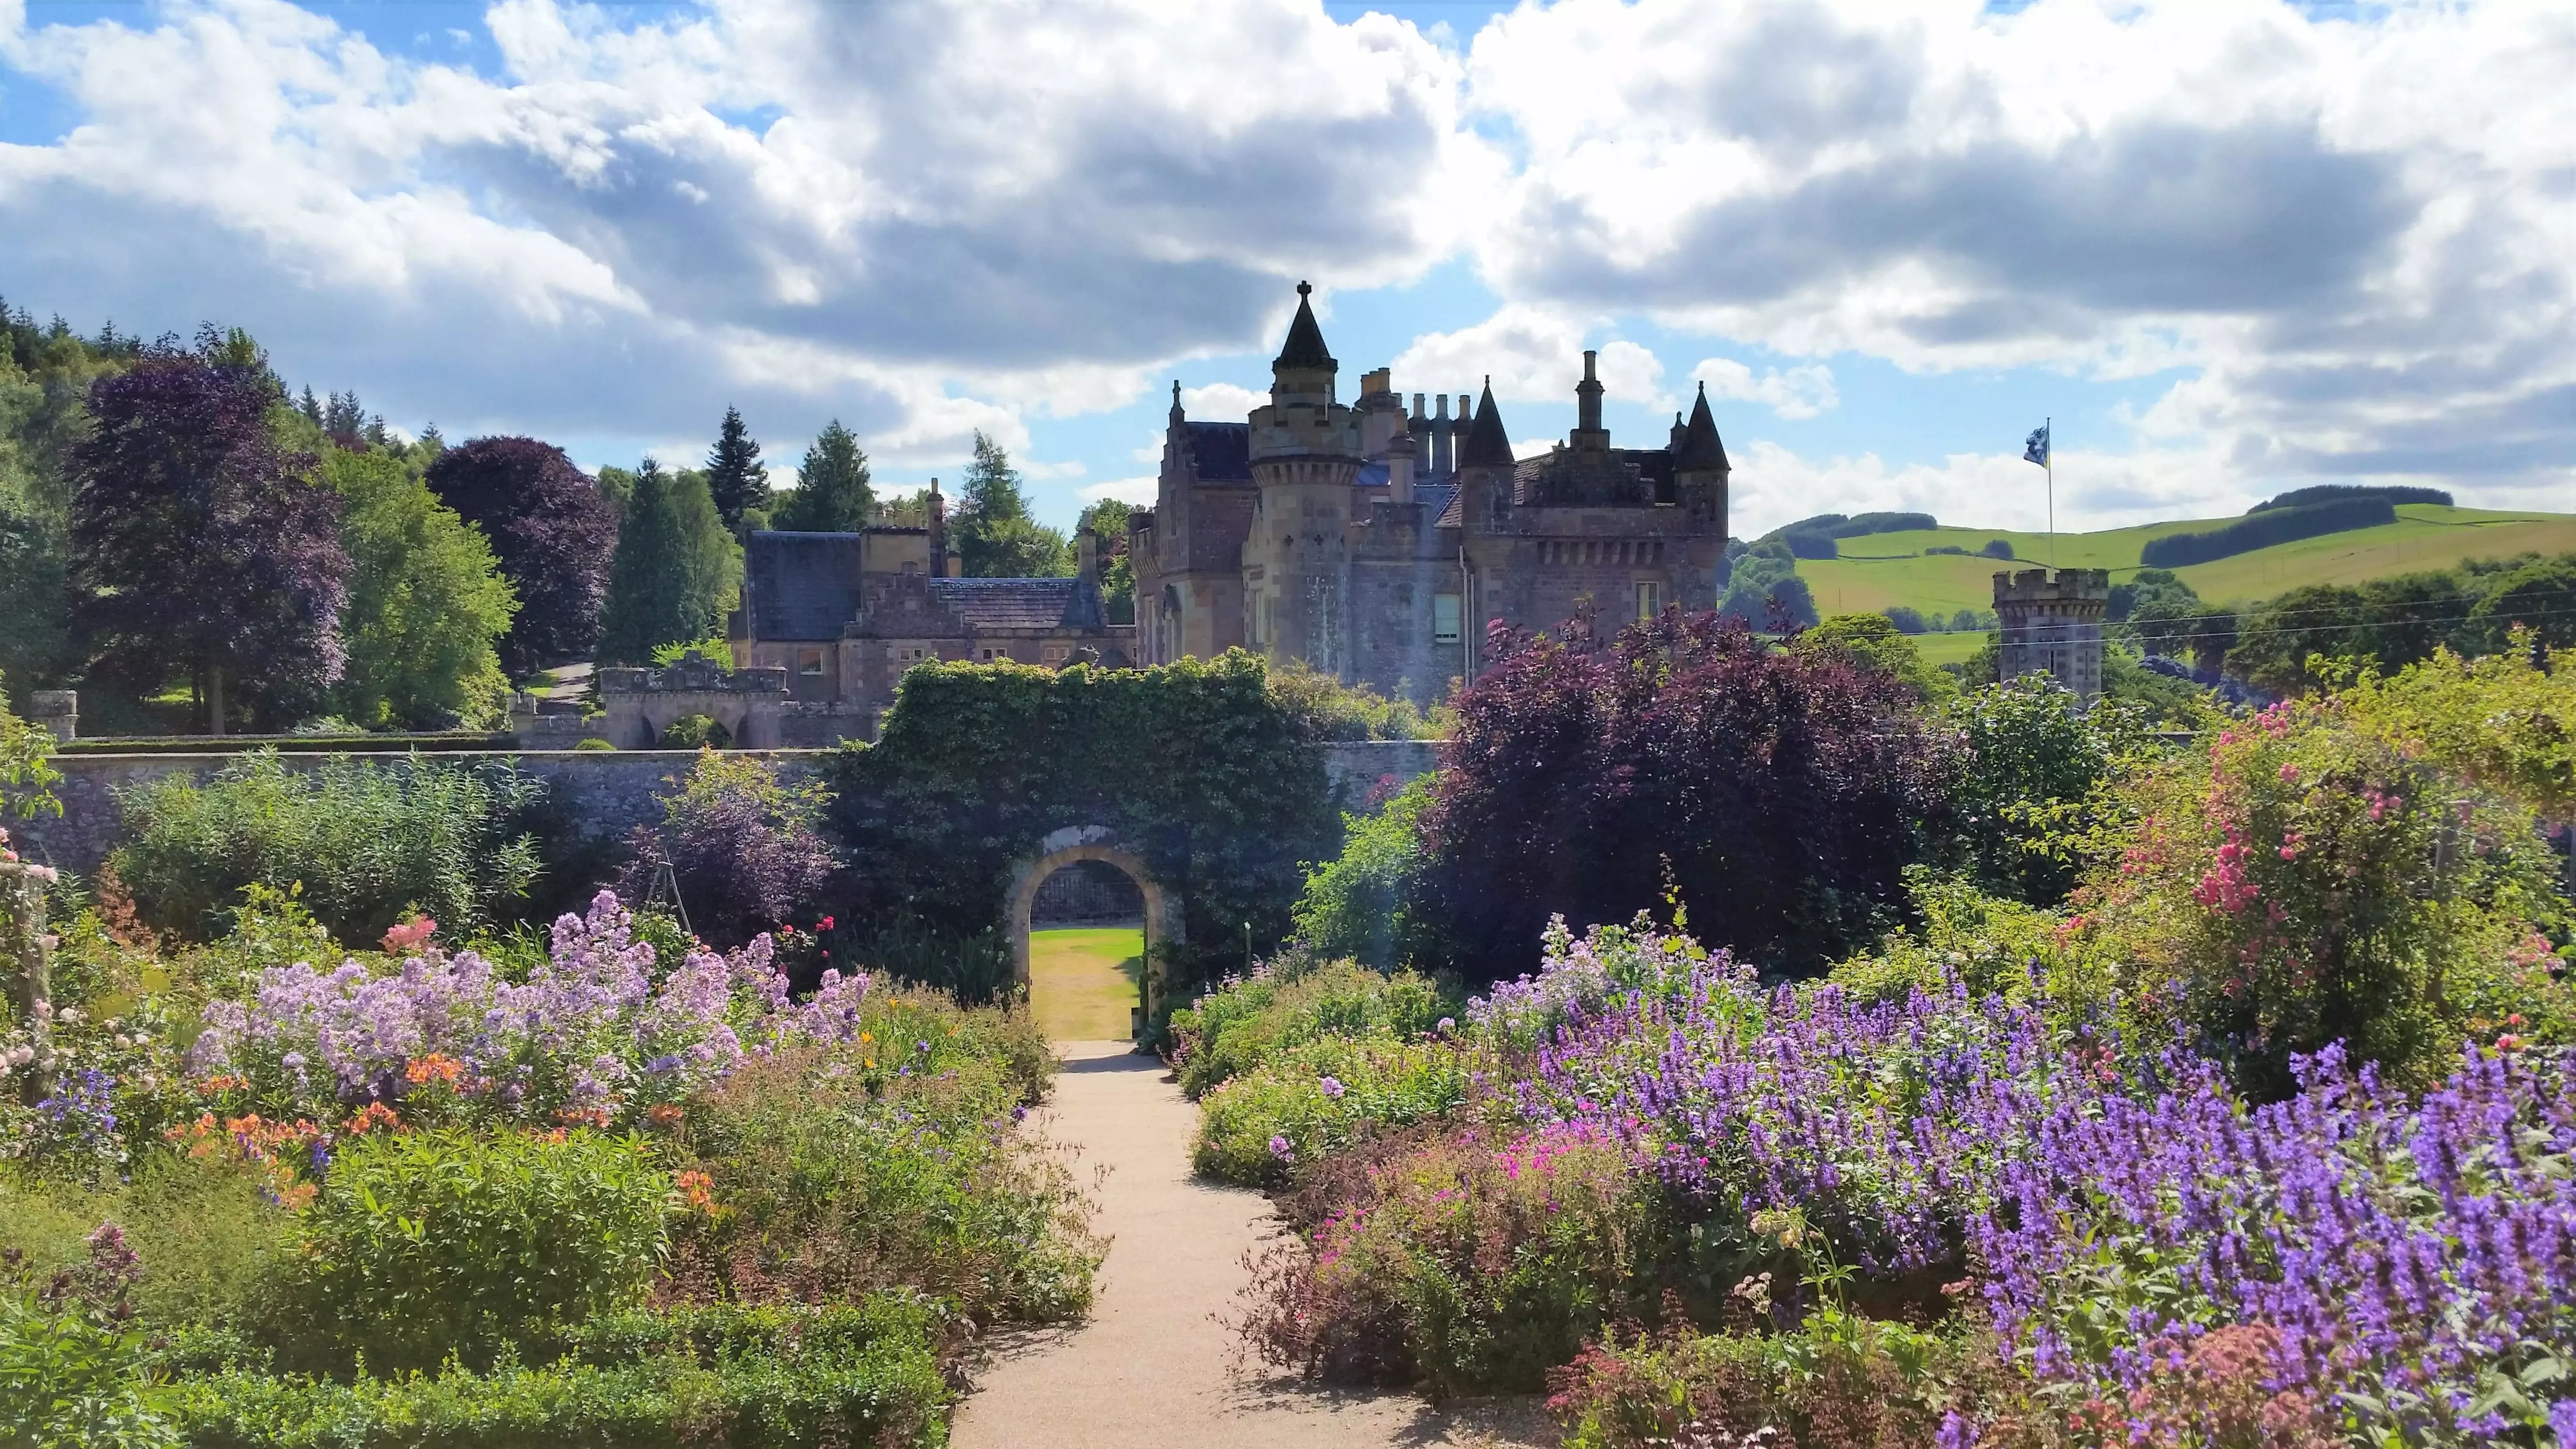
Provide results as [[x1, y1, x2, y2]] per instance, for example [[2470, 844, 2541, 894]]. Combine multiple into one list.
[[1799, 504, 2576, 621]]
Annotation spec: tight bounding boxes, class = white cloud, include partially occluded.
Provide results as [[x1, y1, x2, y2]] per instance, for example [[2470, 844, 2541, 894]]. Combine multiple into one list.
[[0, 0, 1489, 465], [1080, 475, 1159, 505], [1727, 438, 2233, 540], [1467, 0, 2576, 494], [1391, 305, 1667, 410], [1180, 382, 1268, 421], [1691, 358, 1837, 420]]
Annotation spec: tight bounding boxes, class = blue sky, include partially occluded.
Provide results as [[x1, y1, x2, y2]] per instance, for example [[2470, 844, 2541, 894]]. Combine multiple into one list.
[[1, 0, 2566, 535]]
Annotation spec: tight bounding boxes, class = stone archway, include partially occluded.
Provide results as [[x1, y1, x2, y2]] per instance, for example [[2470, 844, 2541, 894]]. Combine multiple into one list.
[[1005, 825, 1182, 1036]]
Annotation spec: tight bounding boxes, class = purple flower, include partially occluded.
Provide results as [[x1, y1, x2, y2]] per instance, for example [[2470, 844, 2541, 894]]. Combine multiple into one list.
[[1270, 1134, 1294, 1162], [1319, 1075, 1346, 1100]]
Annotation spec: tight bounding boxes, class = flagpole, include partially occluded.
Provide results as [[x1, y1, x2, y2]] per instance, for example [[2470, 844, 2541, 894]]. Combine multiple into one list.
[[2046, 415, 2054, 571]]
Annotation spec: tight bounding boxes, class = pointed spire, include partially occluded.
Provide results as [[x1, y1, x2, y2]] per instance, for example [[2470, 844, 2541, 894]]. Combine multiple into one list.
[[1458, 376, 1516, 469], [1675, 381, 1729, 473], [1169, 379, 1185, 423], [1273, 280, 1335, 372]]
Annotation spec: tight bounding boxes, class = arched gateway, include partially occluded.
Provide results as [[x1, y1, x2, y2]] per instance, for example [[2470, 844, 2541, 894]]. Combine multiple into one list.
[[1004, 826, 1183, 1035]]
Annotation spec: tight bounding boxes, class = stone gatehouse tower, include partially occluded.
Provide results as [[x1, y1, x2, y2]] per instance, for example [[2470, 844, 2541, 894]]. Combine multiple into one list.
[[1993, 567, 2110, 704], [1130, 283, 1732, 695]]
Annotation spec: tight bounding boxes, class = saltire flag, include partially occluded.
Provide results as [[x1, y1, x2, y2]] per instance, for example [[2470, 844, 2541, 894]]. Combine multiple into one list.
[[2023, 423, 2050, 467]]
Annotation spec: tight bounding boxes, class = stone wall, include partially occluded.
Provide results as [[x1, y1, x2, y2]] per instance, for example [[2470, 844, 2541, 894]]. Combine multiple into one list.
[[9, 739, 1441, 877]]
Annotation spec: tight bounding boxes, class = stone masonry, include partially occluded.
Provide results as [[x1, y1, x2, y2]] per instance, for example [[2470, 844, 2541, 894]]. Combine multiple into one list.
[[1993, 567, 2110, 704]]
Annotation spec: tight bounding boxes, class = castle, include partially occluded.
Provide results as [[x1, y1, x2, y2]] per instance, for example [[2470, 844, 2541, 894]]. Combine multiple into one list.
[[1130, 283, 1732, 694]]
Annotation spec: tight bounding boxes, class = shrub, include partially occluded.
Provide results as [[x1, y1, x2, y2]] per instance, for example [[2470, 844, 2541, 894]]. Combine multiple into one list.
[[1265, 657, 1442, 741], [1288, 779, 1445, 972], [2075, 698, 2573, 1095], [572, 736, 616, 751], [1240, 1121, 1660, 1396], [0, 1291, 176, 1449], [665, 1040, 1097, 1324], [166, 1295, 950, 1449], [109, 750, 543, 943], [1171, 955, 1449, 1098], [278, 1126, 670, 1373], [833, 916, 1016, 1007], [1191, 1034, 1476, 1188], [1978, 538, 2013, 560], [656, 713, 731, 749], [614, 751, 833, 948], [1423, 610, 1943, 979], [1938, 676, 2149, 905]]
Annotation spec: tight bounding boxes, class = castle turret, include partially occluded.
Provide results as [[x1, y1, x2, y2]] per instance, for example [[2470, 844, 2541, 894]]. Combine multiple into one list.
[[1673, 382, 1730, 533], [1456, 379, 1516, 529], [1246, 281, 1365, 675], [1994, 568, 2109, 704]]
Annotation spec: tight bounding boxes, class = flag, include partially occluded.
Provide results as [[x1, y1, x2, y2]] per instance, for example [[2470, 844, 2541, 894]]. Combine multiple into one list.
[[2023, 424, 2050, 467]]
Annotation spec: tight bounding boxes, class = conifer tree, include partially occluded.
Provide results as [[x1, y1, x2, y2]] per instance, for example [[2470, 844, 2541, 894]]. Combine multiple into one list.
[[954, 430, 1069, 577], [704, 406, 770, 530], [771, 419, 873, 531], [597, 459, 742, 665]]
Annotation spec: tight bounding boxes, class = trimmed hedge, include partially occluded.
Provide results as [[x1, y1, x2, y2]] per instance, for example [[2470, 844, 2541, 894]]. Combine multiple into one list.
[[59, 733, 514, 755], [2139, 497, 2395, 567], [162, 1298, 952, 1449]]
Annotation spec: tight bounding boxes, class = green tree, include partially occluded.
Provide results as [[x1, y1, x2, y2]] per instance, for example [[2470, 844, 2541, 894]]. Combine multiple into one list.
[[597, 459, 741, 665], [704, 406, 769, 532], [955, 431, 1068, 578], [2469, 556, 2576, 654], [1076, 497, 1135, 623], [771, 420, 873, 531], [1794, 612, 1951, 701], [2229, 584, 2375, 695], [325, 448, 518, 728]]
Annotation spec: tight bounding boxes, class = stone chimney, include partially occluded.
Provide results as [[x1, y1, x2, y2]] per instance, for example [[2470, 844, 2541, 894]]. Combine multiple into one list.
[[1431, 394, 1453, 478], [927, 477, 947, 576], [1077, 525, 1099, 583], [1575, 348, 1605, 437], [1387, 428, 1417, 505]]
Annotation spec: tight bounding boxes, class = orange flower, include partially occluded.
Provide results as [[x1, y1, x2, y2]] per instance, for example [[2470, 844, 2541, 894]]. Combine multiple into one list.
[[405, 1053, 465, 1087], [647, 1103, 685, 1128], [553, 1105, 615, 1130], [347, 1101, 401, 1134], [675, 1168, 720, 1214]]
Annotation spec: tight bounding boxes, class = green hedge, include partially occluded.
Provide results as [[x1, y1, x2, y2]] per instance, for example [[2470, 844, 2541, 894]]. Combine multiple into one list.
[[162, 1298, 951, 1449], [60, 734, 514, 755]]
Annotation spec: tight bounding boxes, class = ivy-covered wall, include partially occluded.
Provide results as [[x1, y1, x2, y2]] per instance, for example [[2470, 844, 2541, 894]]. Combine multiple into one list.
[[821, 650, 1342, 1002]]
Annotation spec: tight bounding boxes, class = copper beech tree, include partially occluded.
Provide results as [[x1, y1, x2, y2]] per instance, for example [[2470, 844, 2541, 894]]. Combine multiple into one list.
[[70, 338, 349, 735]]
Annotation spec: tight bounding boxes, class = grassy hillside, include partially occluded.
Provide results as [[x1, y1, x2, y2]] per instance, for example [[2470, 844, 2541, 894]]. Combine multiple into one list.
[[1801, 505, 2576, 620]]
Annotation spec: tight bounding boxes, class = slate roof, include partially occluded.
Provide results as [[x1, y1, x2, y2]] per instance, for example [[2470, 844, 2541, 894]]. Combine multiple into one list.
[[1676, 384, 1730, 473], [1427, 483, 1464, 530], [929, 577, 1106, 632], [1458, 383, 1516, 469], [1182, 422, 1253, 484], [1274, 282, 1335, 370], [745, 531, 866, 641]]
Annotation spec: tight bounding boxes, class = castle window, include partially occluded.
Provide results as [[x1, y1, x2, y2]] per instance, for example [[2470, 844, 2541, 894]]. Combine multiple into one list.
[[1433, 593, 1462, 645], [799, 649, 824, 676], [1636, 582, 1660, 621]]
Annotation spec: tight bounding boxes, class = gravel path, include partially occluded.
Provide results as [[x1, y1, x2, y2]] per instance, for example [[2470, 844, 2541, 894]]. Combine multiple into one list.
[[951, 1041, 1556, 1449]]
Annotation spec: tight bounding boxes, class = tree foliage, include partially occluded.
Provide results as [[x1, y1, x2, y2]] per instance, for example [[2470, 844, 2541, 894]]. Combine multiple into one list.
[[597, 459, 740, 666], [324, 449, 517, 729], [953, 431, 1068, 578], [1076, 497, 1135, 623], [615, 750, 836, 949], [822, 651, 1338, 1001], [70, 345, 350, 733], [703, 406, 770, 531], [770, 420, 872, 532], [423, 437, 618, 678], [1423, 611, 1947, 979]]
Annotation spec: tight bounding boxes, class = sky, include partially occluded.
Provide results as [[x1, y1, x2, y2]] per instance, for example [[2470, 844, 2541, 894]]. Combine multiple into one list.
[[0, 0, 2568, 537]]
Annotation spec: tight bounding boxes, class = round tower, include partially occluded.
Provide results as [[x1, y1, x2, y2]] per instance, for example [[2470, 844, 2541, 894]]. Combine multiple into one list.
[[1245, 282, 1364, 674]]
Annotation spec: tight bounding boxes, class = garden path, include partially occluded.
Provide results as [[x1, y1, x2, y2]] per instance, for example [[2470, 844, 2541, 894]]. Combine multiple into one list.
[[951, 1041, 1555, 1449]]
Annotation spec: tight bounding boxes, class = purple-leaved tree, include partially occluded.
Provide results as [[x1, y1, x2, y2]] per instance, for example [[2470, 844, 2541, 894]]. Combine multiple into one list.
[[425, 436, 618, 679], [71, 340, 350, 735]]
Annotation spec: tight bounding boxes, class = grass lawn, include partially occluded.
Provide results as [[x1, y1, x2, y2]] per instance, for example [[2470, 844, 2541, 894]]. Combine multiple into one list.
[[1908, 630, 1990, 668], [1801, 505, 2576, 619], [1029, 926, 1142, 1042]]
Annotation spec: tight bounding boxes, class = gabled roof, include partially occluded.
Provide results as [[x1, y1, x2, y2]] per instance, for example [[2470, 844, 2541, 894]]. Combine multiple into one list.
[[745, 531, 866, 640], [1274, 281, 1335, 371], [1424, 483, 1464, 530], [1458, 381, 1516, 469], [1182, 422, 1253, 484], [1676, 383, 1730, 473], [929, 577, 1108, 632]]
